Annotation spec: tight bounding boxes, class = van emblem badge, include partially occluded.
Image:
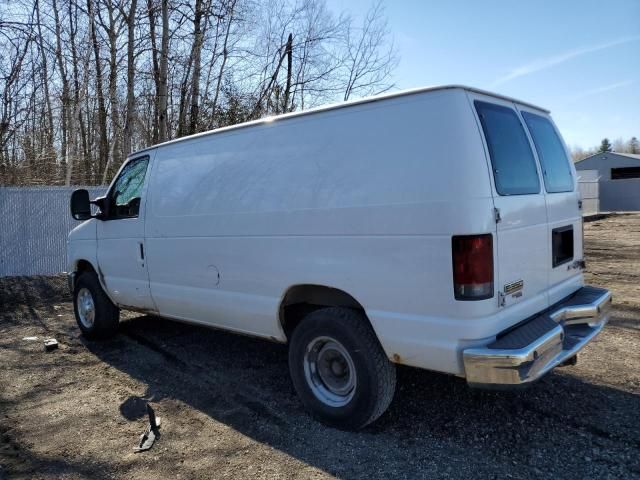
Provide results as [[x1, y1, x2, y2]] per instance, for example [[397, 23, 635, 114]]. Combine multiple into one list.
[[504, 280, 524, 295]]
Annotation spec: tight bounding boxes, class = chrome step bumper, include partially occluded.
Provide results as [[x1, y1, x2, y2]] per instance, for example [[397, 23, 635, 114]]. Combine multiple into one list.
[[463, 286, 612, 387]]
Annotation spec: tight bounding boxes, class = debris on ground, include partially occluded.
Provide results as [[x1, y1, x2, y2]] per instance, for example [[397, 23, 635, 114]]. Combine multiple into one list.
[[133, 404, 162, 453], [43, 338, 58, 351]]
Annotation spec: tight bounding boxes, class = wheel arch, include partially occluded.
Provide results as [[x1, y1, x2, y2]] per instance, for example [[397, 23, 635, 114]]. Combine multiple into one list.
[[74, 259, 98, 275], [69, 258, 116, 305], [279, 284, 379, 342]]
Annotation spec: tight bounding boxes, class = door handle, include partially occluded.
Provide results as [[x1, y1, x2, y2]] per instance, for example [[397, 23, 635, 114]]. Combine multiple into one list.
[[138, 242, 145, 266]]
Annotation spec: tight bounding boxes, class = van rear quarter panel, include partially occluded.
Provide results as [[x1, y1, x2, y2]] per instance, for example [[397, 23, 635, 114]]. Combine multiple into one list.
[[144, 88, 497, 374]]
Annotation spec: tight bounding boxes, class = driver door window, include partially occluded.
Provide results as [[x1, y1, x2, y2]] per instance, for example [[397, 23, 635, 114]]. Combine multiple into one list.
[[109, 156, 149, 218]]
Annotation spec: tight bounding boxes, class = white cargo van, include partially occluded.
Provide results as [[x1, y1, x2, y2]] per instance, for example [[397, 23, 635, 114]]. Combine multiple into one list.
[[68, 85, 611, 430]]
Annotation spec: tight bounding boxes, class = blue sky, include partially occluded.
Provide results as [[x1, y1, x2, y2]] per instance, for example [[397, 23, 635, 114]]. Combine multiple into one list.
[[326, 0, 640, 149]]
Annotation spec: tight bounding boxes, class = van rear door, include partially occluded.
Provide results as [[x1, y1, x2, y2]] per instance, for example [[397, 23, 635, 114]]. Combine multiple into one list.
[[470, 94, 549, 312], [517, 106, 583, 304]]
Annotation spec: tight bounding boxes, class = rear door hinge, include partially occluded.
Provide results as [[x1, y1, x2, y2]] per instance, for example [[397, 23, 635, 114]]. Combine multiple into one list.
[[498, 291, 506, 307], [494, 207, 502, 224]]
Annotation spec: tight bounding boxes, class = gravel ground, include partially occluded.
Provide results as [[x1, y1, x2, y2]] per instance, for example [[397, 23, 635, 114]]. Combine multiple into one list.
[[1, 214, 639, 479]]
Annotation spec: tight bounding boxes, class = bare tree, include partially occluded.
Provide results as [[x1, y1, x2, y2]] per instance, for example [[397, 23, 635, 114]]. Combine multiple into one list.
[[157, 0, 169, 142], [122, 0, 138, 158], [146, 0, 161, 143], [0, 6, 34, 158], [612, 137, 626, 153], [97, 0, 125, 183], [188, 0, 213, 134], [0, 0, 399, 186], [209, 0, 237, 125], [50, 0, 72, 184], [34, 0, 56, 167], [87, 0, 109, 179], [342, 1, 398, 101]]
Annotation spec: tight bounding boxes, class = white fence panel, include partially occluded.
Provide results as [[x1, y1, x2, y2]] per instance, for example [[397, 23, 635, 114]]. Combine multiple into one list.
[[0, 186, 106, 277], [577, 169, 599, 182], [577, 169, 599, 216]]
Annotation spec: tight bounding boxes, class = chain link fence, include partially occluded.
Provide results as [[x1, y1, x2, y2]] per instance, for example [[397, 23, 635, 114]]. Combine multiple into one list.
[[0, 186, 107, 277]]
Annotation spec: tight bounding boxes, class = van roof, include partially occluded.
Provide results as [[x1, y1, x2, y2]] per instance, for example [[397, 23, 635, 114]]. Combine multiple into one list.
[[130, 85, 549, 157]]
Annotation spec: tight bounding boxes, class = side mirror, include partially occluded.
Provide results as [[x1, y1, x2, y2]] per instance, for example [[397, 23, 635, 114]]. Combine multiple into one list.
[[70, 189, 92, 221]]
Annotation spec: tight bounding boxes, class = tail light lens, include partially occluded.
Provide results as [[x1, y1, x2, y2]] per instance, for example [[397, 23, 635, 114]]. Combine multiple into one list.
[[452, 234, 494, 300]]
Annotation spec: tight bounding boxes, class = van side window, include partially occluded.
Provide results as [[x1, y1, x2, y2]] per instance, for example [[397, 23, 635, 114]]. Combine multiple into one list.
[[475, 101, 540, 196], [521, 112, 573, 193], [108, 156, 149, 218]]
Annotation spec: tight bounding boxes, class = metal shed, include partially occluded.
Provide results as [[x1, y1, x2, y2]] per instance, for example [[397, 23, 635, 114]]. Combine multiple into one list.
[[575, 152, 640, 212]]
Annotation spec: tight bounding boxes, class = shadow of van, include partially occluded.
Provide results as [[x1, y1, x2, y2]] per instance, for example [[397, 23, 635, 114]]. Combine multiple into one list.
[[86, 314, 640, 479]]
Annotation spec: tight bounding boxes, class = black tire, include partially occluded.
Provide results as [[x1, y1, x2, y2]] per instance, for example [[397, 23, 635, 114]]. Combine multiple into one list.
[[73, 271, 120, 340], [288, 307, 396, 430]]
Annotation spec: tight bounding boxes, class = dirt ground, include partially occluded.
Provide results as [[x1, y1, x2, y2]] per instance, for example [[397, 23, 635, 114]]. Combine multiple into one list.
[[1, 215, 639, 480]]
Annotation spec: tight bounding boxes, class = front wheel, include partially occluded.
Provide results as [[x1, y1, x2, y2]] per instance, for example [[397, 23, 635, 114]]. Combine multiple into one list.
[[73, 272, 120, 340], [288, 307, 396, 430]]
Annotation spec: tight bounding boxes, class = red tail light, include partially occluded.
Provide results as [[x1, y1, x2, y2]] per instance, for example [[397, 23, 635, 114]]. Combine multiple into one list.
[[452, 234, 494, 300]]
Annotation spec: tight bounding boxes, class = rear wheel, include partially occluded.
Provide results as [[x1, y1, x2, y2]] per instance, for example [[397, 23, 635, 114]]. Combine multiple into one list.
[[73, 272, 119, 340], [288, 307, 396, 430]]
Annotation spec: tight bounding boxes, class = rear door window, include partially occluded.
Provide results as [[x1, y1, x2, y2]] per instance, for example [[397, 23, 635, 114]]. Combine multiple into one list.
[[475, 101, 540, 195], [521, 111, 573, 193]]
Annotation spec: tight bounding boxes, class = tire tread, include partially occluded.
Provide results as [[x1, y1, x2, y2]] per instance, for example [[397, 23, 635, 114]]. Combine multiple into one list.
[[289, 307, 396, 429], [74, 272, 119, 340], [327, 308, 396, 427]]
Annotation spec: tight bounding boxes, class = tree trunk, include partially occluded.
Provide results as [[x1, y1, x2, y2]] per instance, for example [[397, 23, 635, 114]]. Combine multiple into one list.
[[123, 0, 138, 157], [35, 0, 56, 176], [188, 0, 205, 135], [52, 0, 71, 185], [87, 0, 109, 181], [101, 0, 121, 184], [283, 33, 293, 112], [202, 15, 222, 108], [210, 0, 236, 126], [70, 0, 91, 182], [176, 54, 193, 137], [250, 33, 291, 118], [146, 0, 160, 144], [157, 0, 169, 142]]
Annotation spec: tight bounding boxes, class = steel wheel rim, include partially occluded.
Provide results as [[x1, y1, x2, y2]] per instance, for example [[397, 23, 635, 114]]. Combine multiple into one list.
[[77, 288, 95, 328], [303, 336, 356, 407]]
